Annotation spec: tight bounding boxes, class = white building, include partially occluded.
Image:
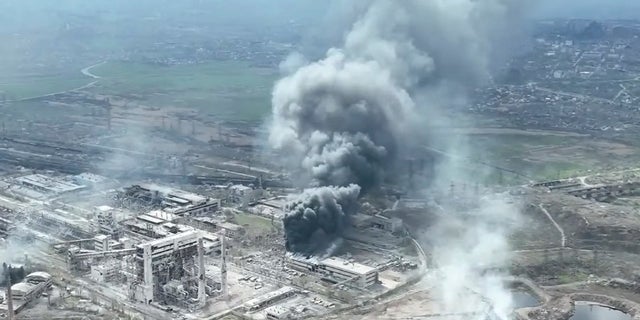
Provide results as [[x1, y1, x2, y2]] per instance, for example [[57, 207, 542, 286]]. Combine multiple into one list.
[[243, 286, 296, 312], [287, 256, 379, 288], [200, 232, 221, 255], [94, 235, 110, 251], [266, 305, 292, 320], [318, 257, 378, 288], [15, 174, 86, 195], [25, 272, 52, 287], [10, 283, 36, 300]]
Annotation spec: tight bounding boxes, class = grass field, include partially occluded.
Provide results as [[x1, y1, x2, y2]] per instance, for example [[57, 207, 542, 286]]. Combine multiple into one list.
[[234, 212, 275, 233], [454, 131, 640, 185], [0, 72, 90, 101], [88, 60, 279, 122]]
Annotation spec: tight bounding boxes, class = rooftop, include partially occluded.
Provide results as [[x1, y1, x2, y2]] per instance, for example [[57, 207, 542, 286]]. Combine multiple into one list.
[[26, 271, 52, 281], [138, 184, 207, 205], [138, 230, 200, 249], [265, 305, 291, 316], [320, 257, 376, 276], [244, 286, 295, 309], [11, 282, 35, 294], [95, 205, 114, 212], [137, 214, 165, 225], [16, 174, 86, 194], [94, 235, 109, 241], [145, 210, 179, 222]]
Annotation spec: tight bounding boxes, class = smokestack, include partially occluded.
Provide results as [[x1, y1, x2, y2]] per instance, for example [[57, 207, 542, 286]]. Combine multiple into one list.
[[197, 238, 206, 307], [220, 230, 227, 299], [5, 271, 13, 320]]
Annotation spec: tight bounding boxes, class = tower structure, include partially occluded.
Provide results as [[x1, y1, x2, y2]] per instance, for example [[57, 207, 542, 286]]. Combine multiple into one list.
[[220, 230, 227, 298]]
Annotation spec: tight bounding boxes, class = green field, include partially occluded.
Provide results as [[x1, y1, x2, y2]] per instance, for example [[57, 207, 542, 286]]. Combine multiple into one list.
[[88, 60, 279, 121], [0, 73, 90, 101], [452, 132, 640, 185], [234, 212, 276, 233]]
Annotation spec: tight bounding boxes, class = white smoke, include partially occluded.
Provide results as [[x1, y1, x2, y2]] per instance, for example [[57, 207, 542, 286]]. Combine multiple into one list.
[[428, 195, 521, 319], [279, 51, 308, 75]]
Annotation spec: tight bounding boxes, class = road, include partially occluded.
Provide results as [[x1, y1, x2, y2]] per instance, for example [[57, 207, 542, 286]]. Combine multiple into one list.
[[81, 61, 106, 79], [538, 204, 566, 248], [2, 61, 105, 103], [194, 165, 257, 179]]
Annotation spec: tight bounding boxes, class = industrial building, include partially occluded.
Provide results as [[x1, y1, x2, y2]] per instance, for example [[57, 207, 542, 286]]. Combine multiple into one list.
[[288, 256, 379, 288], [351, 213, 404, 233], [14, 174, 86, 196], [122, 184, 219, 214], [92, 205, 122, 238], [242, 286, 297, 312], [133, 231, 206, 305], [9, 272, 52, 301], [319, 257, 379, 288], [25, 272, 52, 289], [90, 263, 120, 282], [265, 305, 292, 320]]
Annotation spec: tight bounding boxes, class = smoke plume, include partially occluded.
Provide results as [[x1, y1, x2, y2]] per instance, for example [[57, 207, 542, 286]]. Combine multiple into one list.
[[271, 0, 526, 280], [427, 195, 521, 319], [283, 184, 360, 254]]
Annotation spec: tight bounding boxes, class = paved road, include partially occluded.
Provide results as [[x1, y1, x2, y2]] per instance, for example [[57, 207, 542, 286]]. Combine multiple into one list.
[[81, 61, 106, 79]]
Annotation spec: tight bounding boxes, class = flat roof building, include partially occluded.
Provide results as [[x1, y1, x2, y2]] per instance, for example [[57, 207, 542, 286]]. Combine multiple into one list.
[[287, 255, 378, 288], [11, 283, 36, 300], [243, 286, 296, 312], [15, 174, 86, 195], [318, 257, 378, 288], [266, 305, 291, 320]]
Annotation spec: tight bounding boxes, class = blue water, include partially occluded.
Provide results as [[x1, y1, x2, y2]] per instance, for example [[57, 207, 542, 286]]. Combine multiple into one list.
[[512, 291, 540, 309], [570, 302, 631, 320]]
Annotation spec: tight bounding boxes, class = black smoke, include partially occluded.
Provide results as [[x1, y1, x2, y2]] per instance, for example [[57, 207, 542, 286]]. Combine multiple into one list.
[[270, 50, 415, 190], [283, 184, 360, 255]]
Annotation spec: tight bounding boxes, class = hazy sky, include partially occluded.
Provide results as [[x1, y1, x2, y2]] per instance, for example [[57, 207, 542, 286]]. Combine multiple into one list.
[[1, 0, 638, 33], [535, 0, 640, 19]]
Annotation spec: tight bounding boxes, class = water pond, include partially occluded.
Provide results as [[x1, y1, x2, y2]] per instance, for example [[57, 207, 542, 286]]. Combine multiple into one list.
[[570, 301, 631, 320]]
